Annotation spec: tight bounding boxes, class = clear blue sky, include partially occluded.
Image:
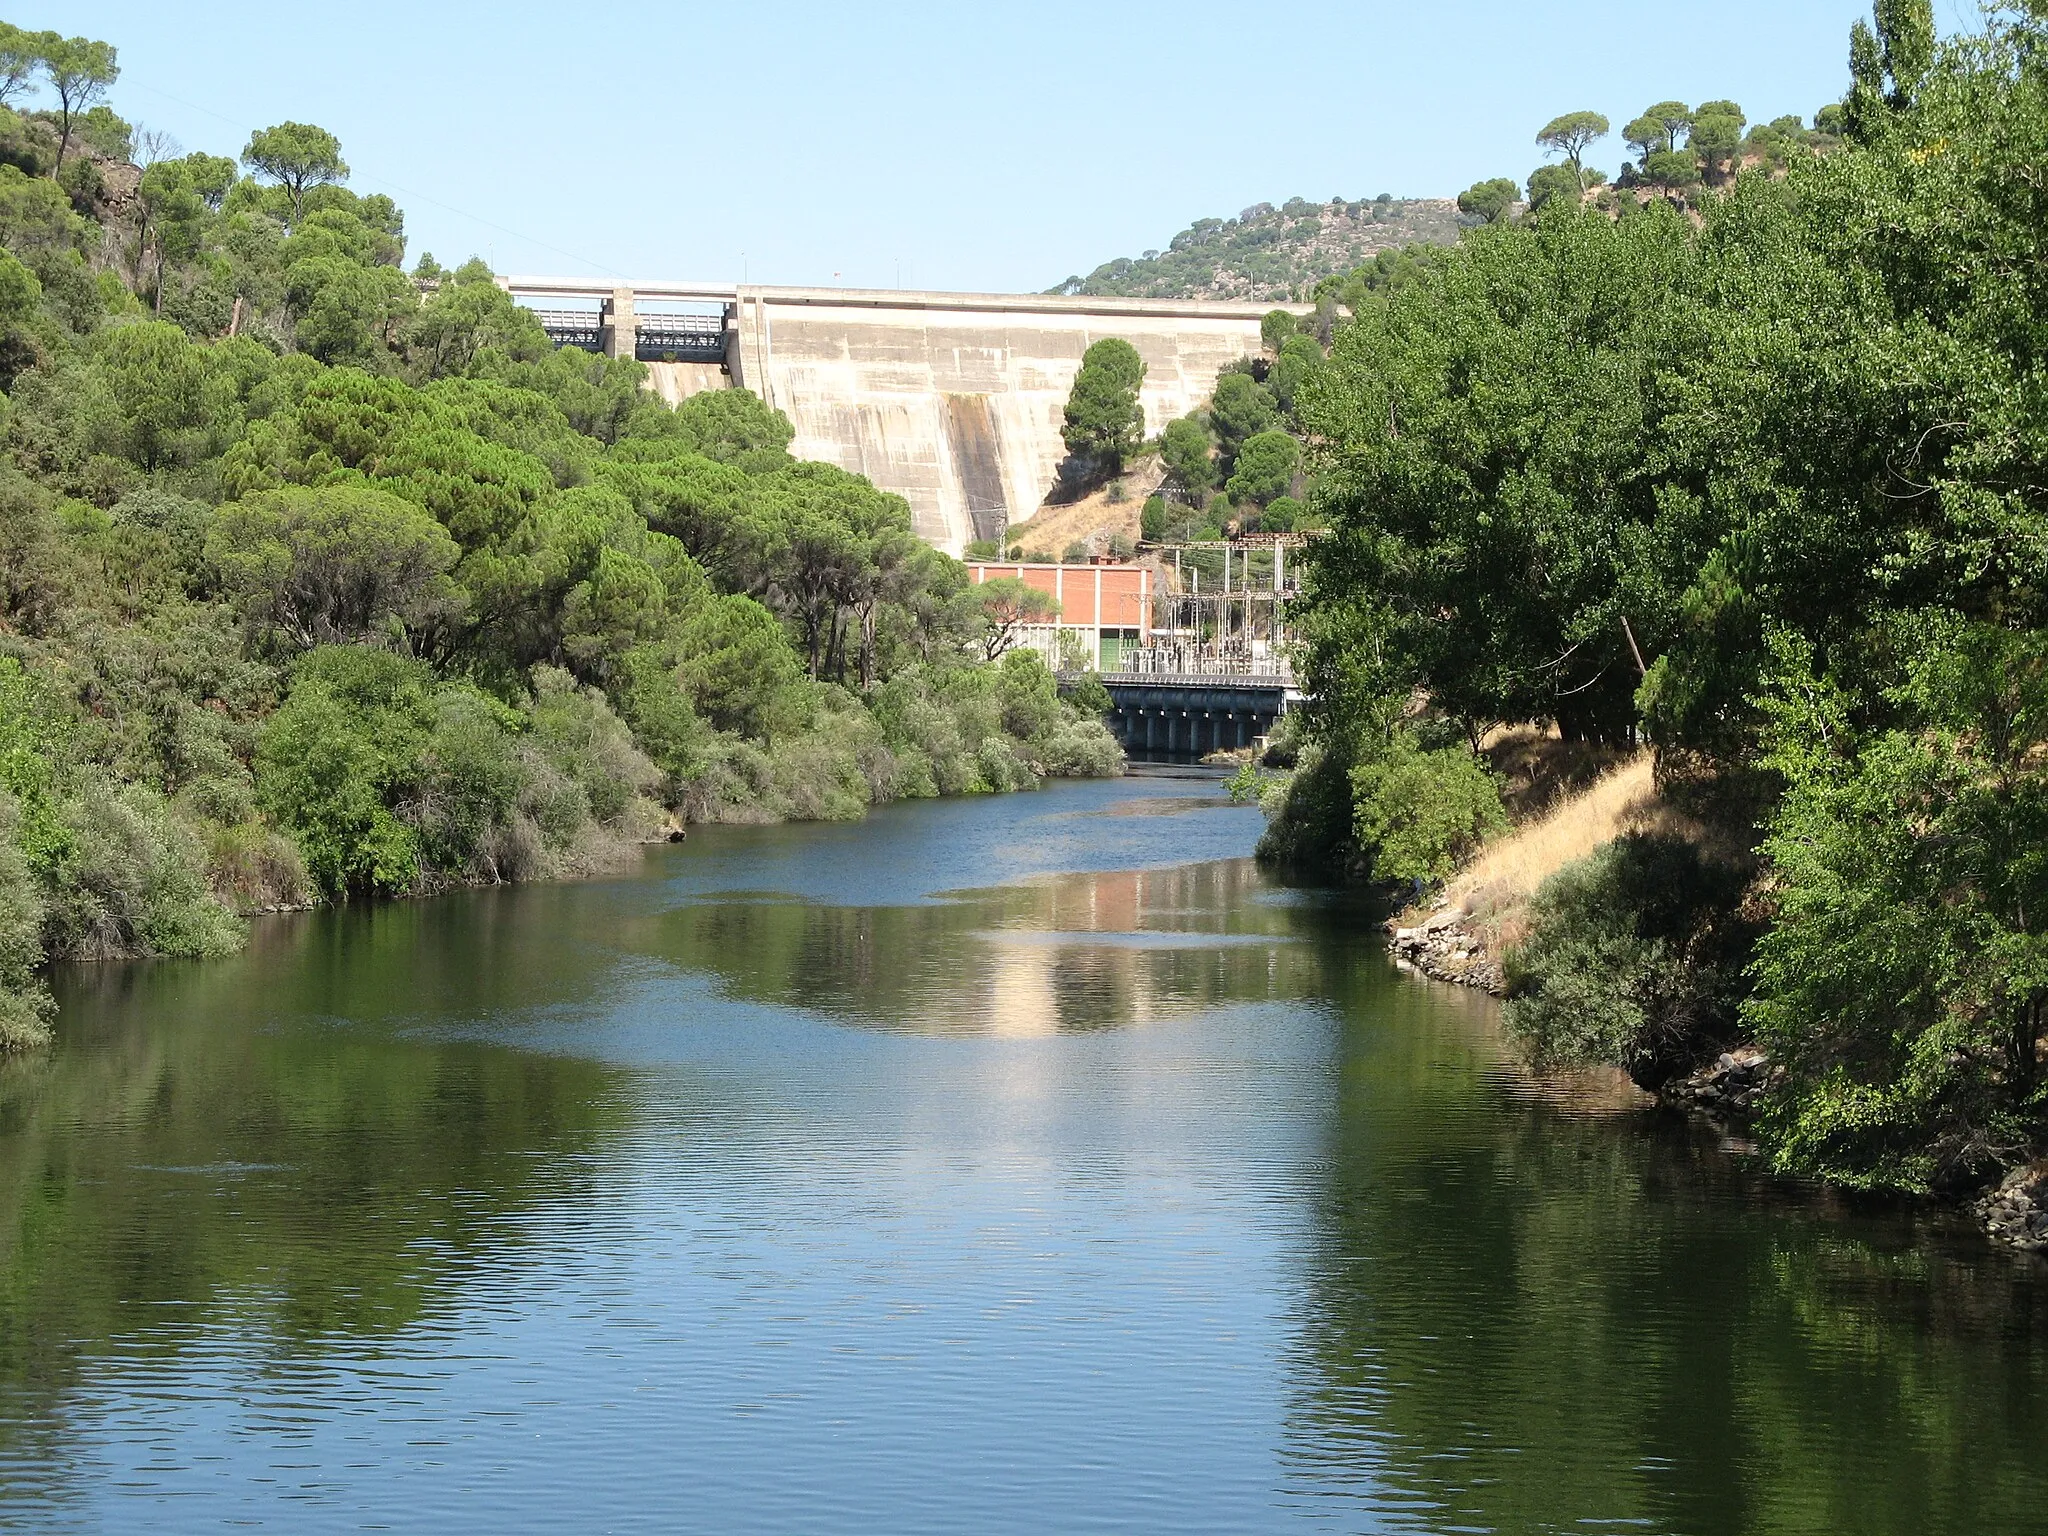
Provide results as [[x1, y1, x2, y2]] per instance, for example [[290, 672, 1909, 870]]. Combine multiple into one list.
[[48, 0, 1941, 291]]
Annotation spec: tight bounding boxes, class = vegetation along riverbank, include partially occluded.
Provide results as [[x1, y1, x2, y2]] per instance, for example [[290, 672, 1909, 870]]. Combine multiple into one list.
[[0, 22, 1119, 1044], [1249, 0, 2048, 1250]]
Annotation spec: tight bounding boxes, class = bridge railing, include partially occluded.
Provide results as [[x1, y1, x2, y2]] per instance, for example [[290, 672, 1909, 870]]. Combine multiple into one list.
[[1100, 647, 1296, 684]]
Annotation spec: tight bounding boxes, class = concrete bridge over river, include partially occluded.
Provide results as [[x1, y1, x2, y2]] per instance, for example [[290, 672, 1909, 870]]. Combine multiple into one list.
[[498, 276, 1289, 555]]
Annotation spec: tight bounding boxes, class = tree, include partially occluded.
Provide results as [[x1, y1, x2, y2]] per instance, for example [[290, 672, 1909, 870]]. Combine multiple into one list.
[[1457, 177, 1519, 224], [1270, 333, 1322, 413], [0, 250, 38, 327], [1748, 625, 2048, 1193], [1690, 101, 1747, 183], [975, 575, 1058, 661], [38, 33, 118, 179], [1526, 163, 1584, 212], [673, 593, 809, 738], [1642, 148, 1702, 192], [1225, 430, 1300, 506], [1260, 308, 1298, 352], [1159, 413, 1215, 500], [242, 121, 348, 230], [1848, 0, 1935, 136], [1208, 371, 1278, 461], [1623, 114, 1667, 166], [0, 24, 39, 108], [1643, 100, 1694, 152], [135, 153, 233, 312], [1140, 495, 1166, 541], [207, 485, 465, 652], [1061, 337, 1146, 474], [96, 321, 218, 472], [1535, 110, 1609, 189]]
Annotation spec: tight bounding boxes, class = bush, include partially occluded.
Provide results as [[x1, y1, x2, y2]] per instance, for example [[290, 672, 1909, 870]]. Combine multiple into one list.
[[257, 648, 433, 898], [0, 790, 51, 1048], [1140, 495, 1166, 541], [45, 778, 244, 963], [1349, 733, 1507, 886], [1504, 832, 1755, 1089], [1254, 742, 1364, 875]]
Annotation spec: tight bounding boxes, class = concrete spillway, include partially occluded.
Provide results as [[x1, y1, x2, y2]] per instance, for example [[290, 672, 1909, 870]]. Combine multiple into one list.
[[509, 278, 1283, 553]]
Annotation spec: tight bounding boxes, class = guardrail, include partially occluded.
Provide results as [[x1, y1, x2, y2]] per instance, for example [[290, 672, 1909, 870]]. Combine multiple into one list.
[[1098, 649, 1296, 683]]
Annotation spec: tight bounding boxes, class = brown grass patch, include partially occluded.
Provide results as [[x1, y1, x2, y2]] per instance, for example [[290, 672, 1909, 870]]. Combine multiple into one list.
[[1411, 752, 1719, 953]]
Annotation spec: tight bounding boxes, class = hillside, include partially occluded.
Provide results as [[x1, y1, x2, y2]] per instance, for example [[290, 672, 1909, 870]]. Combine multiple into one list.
[[1050, 196, 1467, 302]]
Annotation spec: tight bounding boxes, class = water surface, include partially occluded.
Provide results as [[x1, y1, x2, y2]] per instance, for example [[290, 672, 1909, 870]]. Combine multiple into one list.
[[5, 772, 2045, 1532]]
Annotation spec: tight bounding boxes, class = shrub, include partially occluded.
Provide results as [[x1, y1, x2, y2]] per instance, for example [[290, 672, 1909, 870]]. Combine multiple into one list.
[[1140, 495, 1166, 541], [1254, 742, 1363, 875], [0, 790, 51, 1048], [256, 648, 433, 898], [1350, 733, 1507, 886], [1503, 832, 1755, 1089]]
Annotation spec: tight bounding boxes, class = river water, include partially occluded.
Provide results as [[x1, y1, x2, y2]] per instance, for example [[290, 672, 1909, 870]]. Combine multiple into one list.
[[3, 772, 2044, 1533]]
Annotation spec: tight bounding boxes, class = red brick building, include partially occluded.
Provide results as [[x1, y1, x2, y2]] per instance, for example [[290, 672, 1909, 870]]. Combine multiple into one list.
[[965, 561, 1153, 670]]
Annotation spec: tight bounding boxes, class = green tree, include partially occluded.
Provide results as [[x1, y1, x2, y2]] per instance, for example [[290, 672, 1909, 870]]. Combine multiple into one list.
[[1261, 308, 1298, 351], [1748, 625, 2048, 1193], [1350, 732, 1507, 886], [1225, 429, 1300, 506], [0, 248, 39, 326], [1526, 163, 1584, 212], [1208, 371, 1278, 462], [241, 121, 348, 231], [1643, 100, 1694, 152], [1140, 494, 1166, 541], [257, 647, 432, 898], [1690, 101, 1747, 183], [1849, 0, 1935, 135], [1623, 114, 1667, 165], [974, 575, 1058, 661], [0, 24, 40, 108], [1061, 337, 1146, 474], [1269, 333, 1322, 413], [1535, 110, 1609, 189], [674, 593, 808, 738], [1456, 177, 1519, 223], [1159, 413, 1215, 499], [207, 485, 465, 652], [37, 33, 118, 179]]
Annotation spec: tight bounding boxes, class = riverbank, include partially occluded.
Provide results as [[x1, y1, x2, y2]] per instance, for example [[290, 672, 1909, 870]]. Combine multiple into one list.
[[1379, 777, 2048, 1260]]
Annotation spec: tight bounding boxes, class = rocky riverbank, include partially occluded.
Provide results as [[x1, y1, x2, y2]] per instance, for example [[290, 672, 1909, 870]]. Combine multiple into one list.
[[1385, 904, 2047, 1258]]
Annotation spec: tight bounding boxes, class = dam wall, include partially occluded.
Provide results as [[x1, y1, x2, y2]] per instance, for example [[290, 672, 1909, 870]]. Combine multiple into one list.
[[726, 288, 1279, 551], [508, 277, 1291, 554]]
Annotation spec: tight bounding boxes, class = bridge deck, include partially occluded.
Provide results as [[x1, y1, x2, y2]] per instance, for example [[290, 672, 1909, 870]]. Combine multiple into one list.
[[1061, 671, 1301, 758]]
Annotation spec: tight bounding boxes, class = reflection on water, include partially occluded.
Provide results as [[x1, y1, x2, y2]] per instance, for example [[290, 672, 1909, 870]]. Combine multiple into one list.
[[0, 772, 2040, 1532], [639, 858, 1331, 1036]]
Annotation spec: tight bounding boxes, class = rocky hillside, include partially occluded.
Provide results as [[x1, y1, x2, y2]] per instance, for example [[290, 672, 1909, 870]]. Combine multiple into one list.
[[1050, 196, 1467, 302]]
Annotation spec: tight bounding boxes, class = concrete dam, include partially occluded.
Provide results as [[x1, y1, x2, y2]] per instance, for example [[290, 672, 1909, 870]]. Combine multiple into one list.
[[499, 278, 1282, 553]]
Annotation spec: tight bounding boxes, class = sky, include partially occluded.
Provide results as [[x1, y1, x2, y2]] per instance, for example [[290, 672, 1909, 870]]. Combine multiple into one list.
[[47, 0, 1951, 292]]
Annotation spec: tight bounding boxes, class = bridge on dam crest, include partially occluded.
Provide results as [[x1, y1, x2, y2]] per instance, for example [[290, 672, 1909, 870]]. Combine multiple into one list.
[[498, 275, 1299, 556]]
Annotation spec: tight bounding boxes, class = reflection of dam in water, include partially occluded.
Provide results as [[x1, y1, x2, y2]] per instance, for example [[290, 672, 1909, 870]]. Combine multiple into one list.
[[499, 277, 1285, 554]]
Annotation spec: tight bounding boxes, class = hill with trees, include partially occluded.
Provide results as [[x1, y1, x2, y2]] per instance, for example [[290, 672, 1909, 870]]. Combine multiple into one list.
[[1049, 197, 1467, 302], [1260, 0, 2048, 1215], [0, 22, 1120, 1045]]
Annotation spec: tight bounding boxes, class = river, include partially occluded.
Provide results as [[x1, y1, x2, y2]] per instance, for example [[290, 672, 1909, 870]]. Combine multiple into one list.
[[2, 772, 2044, 1533]]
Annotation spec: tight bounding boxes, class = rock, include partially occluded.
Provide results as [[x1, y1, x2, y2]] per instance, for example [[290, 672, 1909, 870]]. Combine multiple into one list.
[[1975, 1162, 2048, 1253]]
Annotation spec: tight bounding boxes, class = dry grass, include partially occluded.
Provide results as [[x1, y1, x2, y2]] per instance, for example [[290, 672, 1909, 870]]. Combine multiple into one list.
[[1426, 752, 1670, 949], [1005, 456, 1163, 558]]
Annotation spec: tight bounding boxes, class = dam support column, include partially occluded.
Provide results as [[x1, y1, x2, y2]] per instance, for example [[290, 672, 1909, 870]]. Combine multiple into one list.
[[601, 287, 636, 360]]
